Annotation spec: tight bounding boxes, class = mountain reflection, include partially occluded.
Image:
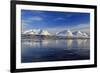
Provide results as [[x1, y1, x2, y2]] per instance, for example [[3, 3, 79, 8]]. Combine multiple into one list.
[[22, 39, 89, 49], [77, 39, 83, 47], [77, 39, 88, 48], [21, 39, 90, 63], [67, 39, 73, 48]]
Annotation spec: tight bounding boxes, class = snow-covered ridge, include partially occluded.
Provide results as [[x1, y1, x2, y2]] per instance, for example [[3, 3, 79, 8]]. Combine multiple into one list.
[[22, 29, 89, 38], [56, 30, 73, 37], [23, 29, 51, 35]]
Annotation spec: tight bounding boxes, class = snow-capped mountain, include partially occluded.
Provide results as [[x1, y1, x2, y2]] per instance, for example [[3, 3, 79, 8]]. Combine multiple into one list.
[[72, 31, 89, 38], [82, 32, 88, 38], [23, 29, 51, 36], [22, 29, 89, 38], [38, 30, 51, 35], [73, 31, 83, 38], [56, 30, 73, 37], [23, 29, 36, 35]]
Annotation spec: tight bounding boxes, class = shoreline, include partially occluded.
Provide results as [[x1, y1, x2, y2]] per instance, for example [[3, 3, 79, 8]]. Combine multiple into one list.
[[21, 34, 90, 40]]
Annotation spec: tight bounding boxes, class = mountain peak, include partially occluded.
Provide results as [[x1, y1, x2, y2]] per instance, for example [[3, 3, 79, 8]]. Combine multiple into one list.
[[23, 29, 89, 38], [56, 30, 73, 37], [39, 30, 51, 35]]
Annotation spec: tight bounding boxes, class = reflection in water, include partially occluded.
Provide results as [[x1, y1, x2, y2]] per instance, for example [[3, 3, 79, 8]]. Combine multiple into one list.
[[42, 40, 49, 46], [21, 39, 90, 63], [77, 39, 88, 48], [67, 39, 73, 48], [83, 39, 88, 47], [77, 39, 83, 47]]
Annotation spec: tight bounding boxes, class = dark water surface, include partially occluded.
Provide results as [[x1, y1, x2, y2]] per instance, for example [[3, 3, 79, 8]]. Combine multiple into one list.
[[21, 39, 90, 63]]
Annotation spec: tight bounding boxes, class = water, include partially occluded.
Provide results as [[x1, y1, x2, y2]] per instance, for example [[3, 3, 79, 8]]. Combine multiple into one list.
[[21, 39, 90, 63]]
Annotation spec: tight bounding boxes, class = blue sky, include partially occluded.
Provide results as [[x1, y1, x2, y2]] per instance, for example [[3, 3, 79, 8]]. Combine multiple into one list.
[[21, 10, 90, 34]]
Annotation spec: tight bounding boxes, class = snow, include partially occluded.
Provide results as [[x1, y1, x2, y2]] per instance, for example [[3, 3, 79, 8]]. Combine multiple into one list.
[[23, 29, 89, 38], [56, 30, 73, 37], [23, 29, 51, 35], [38, 30, 51, 35]]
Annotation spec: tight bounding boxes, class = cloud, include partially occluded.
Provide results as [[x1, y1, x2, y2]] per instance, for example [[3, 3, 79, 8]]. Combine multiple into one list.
[[28, 16, 43, 21], [54, 14, 73, 21], [55, 17, 65, 20], [21, 21, 28, 32], [66, 24, 90, 34], [21, 20, 31, 29], [21, 16, 43, 27], [71, 24, 90, 31], [21, 16, 44, 31], [45, 23, 90, 34], [22, 20, 31, 24], [22, 16, 43, 24]]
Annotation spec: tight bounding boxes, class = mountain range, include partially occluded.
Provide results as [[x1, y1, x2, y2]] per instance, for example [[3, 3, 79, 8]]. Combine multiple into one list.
[[23, 29, 51, 35], [22, 29, 89, 39]]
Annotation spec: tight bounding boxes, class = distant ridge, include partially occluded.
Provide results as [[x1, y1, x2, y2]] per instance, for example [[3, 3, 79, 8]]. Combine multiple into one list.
[[56, 30, 73, 37], [22, 29, 89, 39]]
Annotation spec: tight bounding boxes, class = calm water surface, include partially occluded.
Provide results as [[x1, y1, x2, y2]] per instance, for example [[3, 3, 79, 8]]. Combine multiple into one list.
[[21, 39, 90, 63]]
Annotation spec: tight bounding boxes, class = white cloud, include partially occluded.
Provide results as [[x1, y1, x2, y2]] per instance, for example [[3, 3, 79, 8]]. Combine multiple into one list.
[[55, 17, 65, 20], [21, 20, 31, 30], [22, 16, 43, 25], [45, 23, 90, 34], [28, 16, 43, 21], [21, 16, 43, 31], [70, 24, 90, 33], [21, 20, 29, 32], [22, 20, 31, 24]]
